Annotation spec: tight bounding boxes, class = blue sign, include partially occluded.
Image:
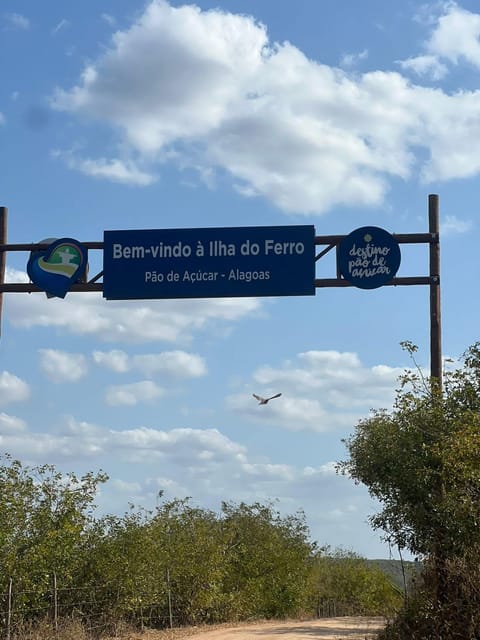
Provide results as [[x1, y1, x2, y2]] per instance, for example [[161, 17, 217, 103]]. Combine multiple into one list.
[[338, 226, 401, 289], [103, 226, 315, 300], [27, 238, 88, 299]]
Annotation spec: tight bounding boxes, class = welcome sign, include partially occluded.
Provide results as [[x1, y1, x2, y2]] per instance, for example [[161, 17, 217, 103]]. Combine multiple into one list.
[[338, 226, 401, 289], [103, 225, 316, 300]]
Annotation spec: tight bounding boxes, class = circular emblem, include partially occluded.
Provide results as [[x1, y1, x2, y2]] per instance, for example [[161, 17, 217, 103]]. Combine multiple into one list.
[[338, 226, 401, 289]]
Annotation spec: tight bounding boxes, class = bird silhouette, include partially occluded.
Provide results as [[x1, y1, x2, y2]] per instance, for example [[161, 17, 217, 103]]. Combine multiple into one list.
[[253, 393, 282, 405]]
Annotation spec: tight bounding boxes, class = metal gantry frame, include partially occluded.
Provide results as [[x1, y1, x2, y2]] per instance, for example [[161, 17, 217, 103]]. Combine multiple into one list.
[[0, 194, 441, 383], [313, 194, 441, 383]]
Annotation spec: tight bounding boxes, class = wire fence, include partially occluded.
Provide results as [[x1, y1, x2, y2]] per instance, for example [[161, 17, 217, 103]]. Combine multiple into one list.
[[0, 575, 372, 640], [0, 575, 178, 639]]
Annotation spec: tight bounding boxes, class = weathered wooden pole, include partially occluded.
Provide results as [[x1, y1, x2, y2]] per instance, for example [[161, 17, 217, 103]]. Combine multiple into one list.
[[428, 193, 447, 609], [428, 194, 442, 387], [0, 207, 7, 337]]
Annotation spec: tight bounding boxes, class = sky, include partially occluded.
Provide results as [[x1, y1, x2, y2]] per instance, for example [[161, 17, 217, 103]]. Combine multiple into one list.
[[0, 0, 479, 559]]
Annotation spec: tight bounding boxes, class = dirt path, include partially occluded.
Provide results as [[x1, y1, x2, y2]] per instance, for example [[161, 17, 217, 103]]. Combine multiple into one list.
[[130, 617, 385, 640], [189, 617, 384, 639]]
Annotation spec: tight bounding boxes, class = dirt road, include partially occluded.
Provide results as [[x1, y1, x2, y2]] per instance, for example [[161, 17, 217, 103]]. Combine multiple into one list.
[[132, 617, 385, 640], [189, 617, 384, 639]]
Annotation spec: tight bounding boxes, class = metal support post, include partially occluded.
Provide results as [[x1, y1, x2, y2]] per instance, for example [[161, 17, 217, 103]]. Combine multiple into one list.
[[428, 194, 442, 387]]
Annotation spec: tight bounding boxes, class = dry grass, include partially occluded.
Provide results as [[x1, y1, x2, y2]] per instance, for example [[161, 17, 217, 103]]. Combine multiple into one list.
[[8, 618, 219, 640], [103, 622, 246, 640], [11, 618, 89, 640]]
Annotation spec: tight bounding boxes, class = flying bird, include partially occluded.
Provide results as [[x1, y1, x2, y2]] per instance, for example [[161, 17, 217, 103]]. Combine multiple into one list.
[[253, 393, 282, 405]]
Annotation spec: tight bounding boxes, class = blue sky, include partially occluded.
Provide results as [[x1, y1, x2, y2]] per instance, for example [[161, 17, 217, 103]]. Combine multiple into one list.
[[0, 0, 479, 558]]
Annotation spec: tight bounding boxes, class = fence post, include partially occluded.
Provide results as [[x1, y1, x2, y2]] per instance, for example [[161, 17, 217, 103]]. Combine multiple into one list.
[[53, 572, 58, 637], [6, 578, 12, 640], [166, 569, 173, 629]]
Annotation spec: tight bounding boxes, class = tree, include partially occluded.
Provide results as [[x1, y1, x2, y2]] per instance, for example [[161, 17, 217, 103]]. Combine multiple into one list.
[[0, 455, 107, 619], [149, 498, 226, 625], [220, 501, 315, 619], [338, 343, 480, 637], [307, 549, 402, 617], [338, 343, 480, 557]]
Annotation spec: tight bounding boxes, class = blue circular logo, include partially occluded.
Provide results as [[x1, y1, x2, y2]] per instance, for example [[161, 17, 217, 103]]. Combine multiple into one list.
[[338, 226, 401, 289]]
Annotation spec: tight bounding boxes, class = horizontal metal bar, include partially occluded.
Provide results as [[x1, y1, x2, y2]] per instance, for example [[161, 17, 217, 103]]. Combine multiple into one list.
[[0, 242, 104, 251], [0, 275, 437, 293], [0, 283, 104, 293], [315, 276, 435, 288], [0, 233, 438, 253], [314, 232, 437, 245]]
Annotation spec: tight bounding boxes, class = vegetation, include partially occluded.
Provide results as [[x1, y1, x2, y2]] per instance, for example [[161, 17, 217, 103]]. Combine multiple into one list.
[[339, 342, 480, 639], [0, 454, 401, 638], [307, 549, 402, 617], [8, 341, 480, 638]]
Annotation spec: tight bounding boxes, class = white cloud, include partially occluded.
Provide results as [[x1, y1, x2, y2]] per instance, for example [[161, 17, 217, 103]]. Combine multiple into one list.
[[74, 157, 156, 186], [0, 412, 26, 432], [53, 151, 156, 186], [227, 350, 403, 432], [92, 348, 207, 378], [49, 1, 408, 213], [48, 0, 480, 213], [418, 88, 480, 182], [4, 13, 30, 30], [9, 417, 248, 469], [132, 351, 207, 377], [93, 349, 130, 372], [5, 267, 29, 284], [0, 416, 386, 555], [0, 112, 5, 125], [427, 3, 480, 67], [441, 214, 472, 235], [52, 1, 268, 151], [0, 371, 30, 406], [109, 478, 143, 501], [39, 349, 88, 383], [5, 272, 262, 344], [101, 13, 116, 27], [400, 3, 480, 80], [51, 19, 69, 35], [340, 48, 368, 68], [105, 380, 165, 406], [397, 54, 448, 80]]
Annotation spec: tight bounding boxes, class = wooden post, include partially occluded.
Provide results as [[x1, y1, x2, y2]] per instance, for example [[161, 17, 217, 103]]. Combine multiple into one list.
[[6, 578, 12, 640], [428, 194, 447, 607], [429, 194, 442, 387], [0, 207, 7, 338], [53, 572, 58, 637], [166, 568, 173, 629]]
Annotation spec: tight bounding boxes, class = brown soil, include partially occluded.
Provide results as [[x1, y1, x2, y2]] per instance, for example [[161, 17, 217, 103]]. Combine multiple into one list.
[[119, 617, 385, 640]]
